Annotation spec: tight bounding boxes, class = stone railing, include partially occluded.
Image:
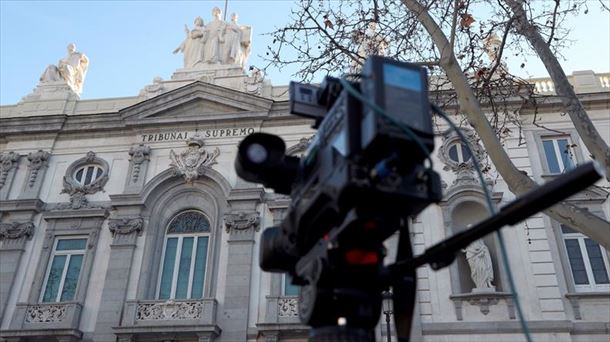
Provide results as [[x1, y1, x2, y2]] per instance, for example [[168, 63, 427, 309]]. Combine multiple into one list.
[[9, 302, 82, 330], [530, 71, 610, 95], [120, 298, 217, 327]]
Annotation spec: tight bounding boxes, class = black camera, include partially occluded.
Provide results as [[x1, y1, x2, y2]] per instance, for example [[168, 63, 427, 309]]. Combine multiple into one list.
[[236, 56, 442, 330]]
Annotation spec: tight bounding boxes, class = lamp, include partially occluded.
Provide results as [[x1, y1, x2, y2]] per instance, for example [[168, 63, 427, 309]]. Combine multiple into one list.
[[382, 290, 393, 342]]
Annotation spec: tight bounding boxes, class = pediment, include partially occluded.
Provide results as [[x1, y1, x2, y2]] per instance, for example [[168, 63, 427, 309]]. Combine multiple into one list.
[[120, 81, 273, 122]]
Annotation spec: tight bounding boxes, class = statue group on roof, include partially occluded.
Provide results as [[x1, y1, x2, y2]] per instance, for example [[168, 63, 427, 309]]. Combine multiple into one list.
[[173, 7, 252, 69]]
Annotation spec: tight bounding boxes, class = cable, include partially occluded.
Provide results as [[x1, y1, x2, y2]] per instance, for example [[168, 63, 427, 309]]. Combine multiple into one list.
[[338, 77, 434, 169], [431, 103, 532, 342]]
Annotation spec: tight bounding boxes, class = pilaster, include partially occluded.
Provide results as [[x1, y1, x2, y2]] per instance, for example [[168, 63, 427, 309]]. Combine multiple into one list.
[[94, 216, 143, 342], [219, 185, 263, 342]]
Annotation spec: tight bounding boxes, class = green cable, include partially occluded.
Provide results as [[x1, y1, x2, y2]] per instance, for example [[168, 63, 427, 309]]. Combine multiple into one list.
[[431, 103, 532, 342]]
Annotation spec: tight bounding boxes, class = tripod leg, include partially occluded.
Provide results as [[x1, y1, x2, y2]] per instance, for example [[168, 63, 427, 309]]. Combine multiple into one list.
[[392, 221, 417, 342]]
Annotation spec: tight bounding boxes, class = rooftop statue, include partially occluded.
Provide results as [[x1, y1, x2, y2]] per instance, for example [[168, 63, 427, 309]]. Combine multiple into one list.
[[40, 43, 89, 95], [173, 9, 252, 69], [173, 16, 206, 68]]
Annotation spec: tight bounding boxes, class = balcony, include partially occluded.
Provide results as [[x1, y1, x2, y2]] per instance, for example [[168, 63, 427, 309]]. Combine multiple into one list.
[[257, 296, 309, 341], [0, 302, 83, 341], [113, 298, 220, 341]]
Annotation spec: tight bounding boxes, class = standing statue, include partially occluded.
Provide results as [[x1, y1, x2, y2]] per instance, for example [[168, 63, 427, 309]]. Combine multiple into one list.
[[203, 7, 226, 64], [462, 239, 495, 289], [40, 43, 89, 95], [223, 13, 244, 66], [173, 16, 207, 68]]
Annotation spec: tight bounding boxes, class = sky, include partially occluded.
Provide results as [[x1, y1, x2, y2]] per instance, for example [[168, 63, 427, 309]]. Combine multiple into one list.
[[1, 0, 609, 105]]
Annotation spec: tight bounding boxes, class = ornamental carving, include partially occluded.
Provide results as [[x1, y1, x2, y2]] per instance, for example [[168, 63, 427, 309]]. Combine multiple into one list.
[[136, 300, 202, 321], [169, 134, 219, 183], [108, 217, 144, 236], [224, 212, 260, 233], [61, 151, 109, 209], [286, 136, 314, 157], [0, 151, 20, 188], [438, 128, 484, 173], [278, 298, 299, 317], [0, 222, 34, 240], [24, 304, 67, 323], [128, 144, 151, 182], [27, 150, 51, 187]]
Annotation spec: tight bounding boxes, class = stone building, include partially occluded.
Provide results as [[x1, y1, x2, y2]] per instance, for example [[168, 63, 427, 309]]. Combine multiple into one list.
[[1, 10, 610, 342]]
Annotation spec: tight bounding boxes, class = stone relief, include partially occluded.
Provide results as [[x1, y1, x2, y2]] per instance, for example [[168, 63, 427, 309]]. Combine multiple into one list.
[[26, 150, 51, 187], [462, 238, 495, 291], [278, 298, 299, 317], [245, 66, 264, 95], [224, 212, 260, 233], [169, 134, 220, 183], [24, 304, 67, 323], [60, 151, 109, 209], [138, 77, 165, 99], [0, 151, 20, 189], [173, 8, 252, 69], [128, 144, 151, 183], [0, 222, 34, 240], [286, 136, 314, 156], [108, 217, 144, 236], [136, 300, 202, 321], [40, 43, 89, 95]]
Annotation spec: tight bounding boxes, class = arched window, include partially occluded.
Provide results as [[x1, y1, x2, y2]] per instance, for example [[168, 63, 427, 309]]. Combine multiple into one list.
[[157, 210, 211, 299]]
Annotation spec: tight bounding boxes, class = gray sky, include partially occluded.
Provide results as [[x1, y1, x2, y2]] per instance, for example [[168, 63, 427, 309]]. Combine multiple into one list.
[[1, 0, 608, 105]]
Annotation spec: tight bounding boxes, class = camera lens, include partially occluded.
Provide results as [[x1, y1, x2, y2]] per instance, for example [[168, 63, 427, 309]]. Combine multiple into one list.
[[247, 143, 268, 164]]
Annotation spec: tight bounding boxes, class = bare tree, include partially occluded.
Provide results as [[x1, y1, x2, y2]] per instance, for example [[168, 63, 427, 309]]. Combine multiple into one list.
[[504, 0, 610, 181], [264, 0, 610, 249]]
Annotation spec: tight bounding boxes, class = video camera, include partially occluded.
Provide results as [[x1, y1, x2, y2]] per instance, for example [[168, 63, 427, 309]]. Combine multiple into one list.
[[235, 56, 603, 340]]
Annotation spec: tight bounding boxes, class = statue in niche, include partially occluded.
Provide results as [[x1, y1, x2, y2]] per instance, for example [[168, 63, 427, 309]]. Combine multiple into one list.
[[203, 7, 226, 64], [40, 43, 89, 95], [462, 238, 495, 290], [173, 16, 206, 68]]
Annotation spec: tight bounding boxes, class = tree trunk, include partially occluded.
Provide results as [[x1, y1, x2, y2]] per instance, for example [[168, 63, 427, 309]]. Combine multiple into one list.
[[401, 0, 610, 250], [505, 0, 610, 182]]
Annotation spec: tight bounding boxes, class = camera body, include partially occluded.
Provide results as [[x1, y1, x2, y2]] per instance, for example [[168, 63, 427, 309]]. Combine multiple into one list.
[[236, 56, 442, 327]]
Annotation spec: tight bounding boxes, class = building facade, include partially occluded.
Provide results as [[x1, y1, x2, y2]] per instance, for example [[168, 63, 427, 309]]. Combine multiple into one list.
[[1, 12, 610, 342]]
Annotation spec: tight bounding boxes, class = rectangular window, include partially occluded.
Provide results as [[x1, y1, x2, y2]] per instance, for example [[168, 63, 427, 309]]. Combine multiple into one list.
[[562, 225, 610, 292], [158, 235, 208, 299], [541, 136, 576, 174], [283, 274, 300, 296], [41, 237, 87, 302]]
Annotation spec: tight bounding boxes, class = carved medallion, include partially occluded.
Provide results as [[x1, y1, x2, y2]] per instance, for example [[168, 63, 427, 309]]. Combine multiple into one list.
[[224, 212, 260, 233], [108, 217, 144, 236], [169, 134, 219, 183], [0, 222, 34, 240]]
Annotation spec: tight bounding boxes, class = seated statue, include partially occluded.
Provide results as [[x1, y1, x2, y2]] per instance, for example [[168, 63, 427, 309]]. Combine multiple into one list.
[[40, 43, 89, 95]]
